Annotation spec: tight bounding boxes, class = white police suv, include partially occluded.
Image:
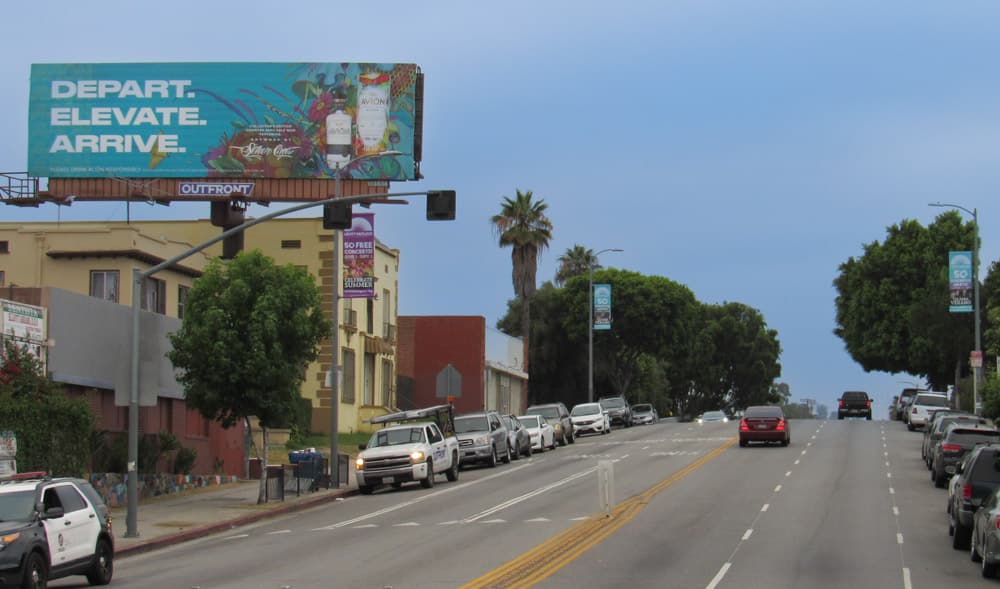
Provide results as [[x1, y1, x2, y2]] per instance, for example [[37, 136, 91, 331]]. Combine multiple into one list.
[[0, 472, 114, 588]]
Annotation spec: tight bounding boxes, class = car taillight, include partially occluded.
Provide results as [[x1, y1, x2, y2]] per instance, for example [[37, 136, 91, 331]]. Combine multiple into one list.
[[995, 515, 1000, 530], [775, 419, 786, 431], [739, 419, 750, 431], [941, 444, 962, 454], [866, 400, 871, 408], [838, 399, 844, 407], [964, 483, 973, 499]]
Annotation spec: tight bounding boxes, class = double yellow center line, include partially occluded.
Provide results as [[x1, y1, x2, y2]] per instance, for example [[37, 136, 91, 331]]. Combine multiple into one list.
[[460, 437, 737, 589]]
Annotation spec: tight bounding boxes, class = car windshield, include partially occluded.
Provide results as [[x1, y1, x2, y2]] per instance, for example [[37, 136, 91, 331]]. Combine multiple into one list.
[[527, 407, 559, 419], [600, 398, 625, 409], [632, 404, 652, 413], [702, 411, 727, 420], [454, 415, 490, 433], [0, 490, 36, 521], [915, 395, 949, 407], [949, 431, 1000, 445], [745, 407, 782, 418], [367, 427, 425, 448], [572, 404, 601, 416], [517, 416, 541, 429]]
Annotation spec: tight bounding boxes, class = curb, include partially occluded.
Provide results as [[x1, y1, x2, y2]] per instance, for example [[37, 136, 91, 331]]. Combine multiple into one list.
[[117, 486, 359, 558]]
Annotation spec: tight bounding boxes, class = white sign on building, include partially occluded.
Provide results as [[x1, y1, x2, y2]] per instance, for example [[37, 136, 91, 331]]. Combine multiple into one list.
[[0, 299, 47, 370]]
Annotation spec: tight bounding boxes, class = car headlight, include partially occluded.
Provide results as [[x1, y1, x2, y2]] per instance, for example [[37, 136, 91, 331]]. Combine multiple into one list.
[[410, 450, 425, 463], [697, 418, 703, 424], [474, 435, 490, 446], [355, 456, 365, 469], [0, 532, 20, 550]]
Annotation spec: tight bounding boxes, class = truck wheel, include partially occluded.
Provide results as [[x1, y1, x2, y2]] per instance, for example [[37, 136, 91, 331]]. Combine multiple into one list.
[[954, 521, 972, 550], [446, 453, 459, 482], [421, 460, 435, 488], [22, 550, 47, 589], [502, 443, 512, 464], [866, 413, 872, 421], [511, 440, 520, 461], [359, 484, 374, 495], [488, 445, 498, 468], [567, 430, 576, 444], [86, 537, 114, 585], [525, 442, 532, 458]]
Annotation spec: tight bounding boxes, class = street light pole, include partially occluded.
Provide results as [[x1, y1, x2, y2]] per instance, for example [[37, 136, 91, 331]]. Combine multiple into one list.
[[929, 202, 982, 414], [588, 248, 623, 404]]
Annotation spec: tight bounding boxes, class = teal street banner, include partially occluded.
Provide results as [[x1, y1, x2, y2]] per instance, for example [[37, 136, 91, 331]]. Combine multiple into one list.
[[28, 62, 420, 180], [593, 284, 612, 331], [949, 251, 973, 312]]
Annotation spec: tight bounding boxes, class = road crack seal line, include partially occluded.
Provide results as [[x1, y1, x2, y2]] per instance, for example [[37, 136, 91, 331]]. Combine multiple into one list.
[[459, 438, 736, 589]]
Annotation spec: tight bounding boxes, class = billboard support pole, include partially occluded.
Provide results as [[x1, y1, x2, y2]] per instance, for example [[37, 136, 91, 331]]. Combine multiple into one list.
[[124, 188, 447, 538], [330, 175, 341, 487]]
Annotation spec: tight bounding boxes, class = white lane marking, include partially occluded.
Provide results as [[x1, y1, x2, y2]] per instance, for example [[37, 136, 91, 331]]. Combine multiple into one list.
[[887, 472, 892, 479], [525, 518, 550, 522], [761, 504, 769, 512], [316, 461, 535, 530], [394, 522, 420, 527], [570, 516, 589, 521], [889, 487, 895, 494], [742, 529, 753, 540], [353, 524, 378, 529], [620, 454, 630, 460], [893, 506, 899, 516], [807, 442, 812, 447], [886, 461, 890, 467], [811, 435, 816, 440], [438, 521, 461, 526], [884, 451, 889, 457], [266, 530, 291, 535], [794, 459, 800, 465], [463, 466, 598, 523], [481, 519, 506, 524], [222, 534, 249, 540], [897, 533, 904, 544], [801, 450, 807, 455], [775, 484, 782, 492], [785, 471, 792, 477], [642, 446, 650, 450], [903, 567, 912, 589], [706, 562, 731, 589]]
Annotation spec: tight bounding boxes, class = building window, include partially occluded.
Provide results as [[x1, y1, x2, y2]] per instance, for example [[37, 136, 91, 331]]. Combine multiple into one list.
[[363, 353, 375, 405], [381, 359, 393, 407], [0, 241, 8, 254], [0, 271, 5, 287], [382, 289, 393, 339], [341, 349, 356, 404], [281, 240, 302, 249], [141, 276, 166, 314], [89, 270, 119, 303], [366, 298, 374, 333], [177, 285, 190, 319]]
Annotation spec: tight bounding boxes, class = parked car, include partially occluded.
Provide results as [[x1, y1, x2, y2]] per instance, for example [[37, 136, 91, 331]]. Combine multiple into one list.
[[948, 443, 1000, 550], [502, 414, 533, 460], [631, 403, 658, 425], [971, 486, 1000, 577], [516, 414, 556, 452], [931, 425, 1000, 488], [599, 396, 633, 427], [893, 387, 924, 421], [570, 402, 611, 436], [698, 410, 729, 424], [454, 411, 511, 467], [0, 472, 115, 588], [907, 392, 950, 430], [525, 403, 576, 445], [922, 413, 987, 468], [739, 406, 790, 447]]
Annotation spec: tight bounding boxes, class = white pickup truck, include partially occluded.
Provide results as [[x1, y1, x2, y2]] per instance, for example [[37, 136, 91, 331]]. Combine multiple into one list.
[[355, 404, 460, 495]]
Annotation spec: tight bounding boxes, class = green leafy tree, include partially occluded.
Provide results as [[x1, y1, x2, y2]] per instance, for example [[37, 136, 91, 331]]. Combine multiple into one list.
[[834, 212, 976, 395], [555, 245, 597, 286], [169, 250, 331, 503], [984, 260, 1000, 361], [491, 189, 553, 390]]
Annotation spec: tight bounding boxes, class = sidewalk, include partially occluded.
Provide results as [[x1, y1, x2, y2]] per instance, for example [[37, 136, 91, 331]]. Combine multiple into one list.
[[112, 472, 358, 558]]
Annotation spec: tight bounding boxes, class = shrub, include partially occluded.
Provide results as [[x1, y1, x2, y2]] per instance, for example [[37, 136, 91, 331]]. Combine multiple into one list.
[[173, 447, 197, 474]]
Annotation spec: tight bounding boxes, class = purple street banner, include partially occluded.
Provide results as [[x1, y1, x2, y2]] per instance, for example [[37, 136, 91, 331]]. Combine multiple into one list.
[[28, 62, 420, 180], [949, 251, 973, 313], [343, 212, 375, 299]]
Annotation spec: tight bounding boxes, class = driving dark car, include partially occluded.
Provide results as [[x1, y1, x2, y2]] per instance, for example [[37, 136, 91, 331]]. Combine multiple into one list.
[[525, 403, 575, 446], [922, 413, 988, 468], [738, 406, 790, 447], [599, 396, 633, 427]]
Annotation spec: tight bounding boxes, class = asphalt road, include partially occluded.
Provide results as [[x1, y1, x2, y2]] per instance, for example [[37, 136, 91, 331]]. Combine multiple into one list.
[[55, 418, 993, 588]]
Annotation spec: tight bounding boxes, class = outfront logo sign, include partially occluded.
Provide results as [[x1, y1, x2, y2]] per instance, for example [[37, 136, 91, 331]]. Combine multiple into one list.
[[28, 62, 421, 181], [177, 182, 255, 197]]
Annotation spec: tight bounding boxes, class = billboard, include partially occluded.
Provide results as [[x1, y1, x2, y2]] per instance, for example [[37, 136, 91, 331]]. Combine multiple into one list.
[[343, 212, 375, 299], [593, 284, 612, 331], [949, 251, 973, 312], [29, 62, 421, 181], [0, 299, 47, 369]]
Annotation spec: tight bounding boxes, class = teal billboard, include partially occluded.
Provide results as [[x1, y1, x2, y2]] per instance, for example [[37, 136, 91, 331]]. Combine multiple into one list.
[[593, 284, 612, 331], [28, 62, 421, 180]]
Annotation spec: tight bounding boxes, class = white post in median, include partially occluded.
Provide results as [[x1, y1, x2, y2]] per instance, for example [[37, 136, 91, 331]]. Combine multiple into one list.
[[598, 460, 615, 517]]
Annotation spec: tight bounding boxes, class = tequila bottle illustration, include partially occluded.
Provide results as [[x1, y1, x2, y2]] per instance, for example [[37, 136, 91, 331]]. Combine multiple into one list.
[[325, 87, 352, 169], [356, 71, 390, 156]]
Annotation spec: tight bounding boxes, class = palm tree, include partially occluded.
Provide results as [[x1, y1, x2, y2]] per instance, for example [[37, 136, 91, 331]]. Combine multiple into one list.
[[491, 189, 553, 384], [555, 244, 599, 285]]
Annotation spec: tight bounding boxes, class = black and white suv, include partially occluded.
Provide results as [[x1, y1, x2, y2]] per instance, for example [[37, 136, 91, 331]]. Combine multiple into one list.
[[0, 472, 114, 588]]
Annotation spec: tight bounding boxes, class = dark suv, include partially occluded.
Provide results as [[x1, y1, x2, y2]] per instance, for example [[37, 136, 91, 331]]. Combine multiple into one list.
[[948, 444, 1000, 550], [931, 425, 1000, 488], [599, 396, 633, 427], [525, 403, 575, 446], [838, 390, 871, 420]]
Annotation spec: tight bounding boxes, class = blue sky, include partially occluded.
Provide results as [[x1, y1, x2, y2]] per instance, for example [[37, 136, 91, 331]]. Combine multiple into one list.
[[2, 1, 999, 412]]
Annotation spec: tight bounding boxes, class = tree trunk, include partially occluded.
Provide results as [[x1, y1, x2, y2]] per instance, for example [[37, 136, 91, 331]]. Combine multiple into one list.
[[521, 295, 531, 404], [257, 425, 269, 504], [243, 417, 252, 481]]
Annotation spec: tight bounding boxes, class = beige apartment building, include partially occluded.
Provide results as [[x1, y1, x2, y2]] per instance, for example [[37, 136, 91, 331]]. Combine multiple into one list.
[[0, 217, 399, 436]]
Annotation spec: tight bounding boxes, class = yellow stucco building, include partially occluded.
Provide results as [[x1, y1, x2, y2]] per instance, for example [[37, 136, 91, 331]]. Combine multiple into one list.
[[0, 217, 399, 435]]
